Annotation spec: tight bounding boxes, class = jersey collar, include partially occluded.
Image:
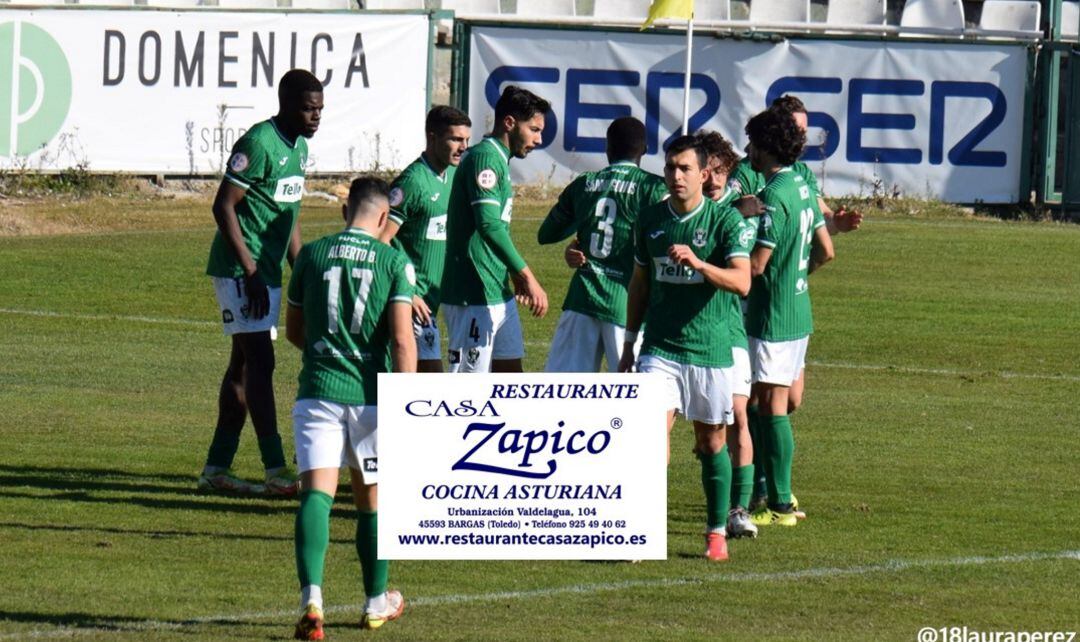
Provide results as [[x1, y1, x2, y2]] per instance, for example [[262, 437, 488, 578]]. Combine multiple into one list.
[[667, 196, 706, 223], [419, 153, 447, 183], [764, 166, 793, 187], [483, 136, 511, 164], [269, 118, 299, 149], [344, 227, 377, 239]]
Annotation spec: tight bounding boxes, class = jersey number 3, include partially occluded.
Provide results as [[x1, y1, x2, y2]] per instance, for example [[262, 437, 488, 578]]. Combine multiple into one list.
[[590, 197, 617, 259], [323, 266, 374, 334]]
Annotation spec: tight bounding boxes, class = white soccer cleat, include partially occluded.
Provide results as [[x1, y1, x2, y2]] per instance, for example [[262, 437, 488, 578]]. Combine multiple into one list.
[[727, 507, 759, 539]]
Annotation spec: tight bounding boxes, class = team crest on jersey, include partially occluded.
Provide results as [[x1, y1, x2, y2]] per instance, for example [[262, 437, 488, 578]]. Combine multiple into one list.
[[467, 347, 481, 365], [761, 213, 773, 231], [448, 349, 461, 365], [389, 187, 405, 207], [477, 168, 497, 190], [738, 224, 755, 246], [228, 152, 248, 173], [692, 228, 707, 248], [404, 263, 417, 286], [222, 310, 234, 324], [423, 328, 436, 348]]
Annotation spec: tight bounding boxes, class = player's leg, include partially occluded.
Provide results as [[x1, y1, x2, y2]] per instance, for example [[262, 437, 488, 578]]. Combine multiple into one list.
[[200, 336, 253, 492], [726, 394, 758, 539], [443, 304, 496, 373], [491, 300, 525, 373], [637, 354, 683, 464], [750, 338, 801, 527], [602, 321, 641, 373], [788, 368, 805, 414], [346, 405, 404, 630], [234, 329, 296, 494], [415, 317, 443, 373], [292, 399, 346, 641], [545, 311, 603, 372], [686, 363, 734, 561]]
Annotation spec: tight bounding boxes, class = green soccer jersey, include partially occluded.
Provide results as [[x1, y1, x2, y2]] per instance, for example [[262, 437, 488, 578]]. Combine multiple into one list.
[[539, 162, 668, 326], [287, 229, 415, 406], [388, 155, 454, 315], [442, 137, 525, 306], [712, 186, 756, 351], [634, 197, 755, 368], [745, 168, 826, 342], [207, 119, 308, 287], [728, 158, 820, 201]]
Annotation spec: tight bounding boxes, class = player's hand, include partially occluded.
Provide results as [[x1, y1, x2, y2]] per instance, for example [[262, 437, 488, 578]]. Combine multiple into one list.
[[244, 271, 270, 320], [668, 244, 702, 271], [564, 239, 587, 269], [832, 206, 863, 232], [735, 196, 765, 218], [512, 268, 549, 318], [617, 346, 635, 373], [412, 295, 432, 327]]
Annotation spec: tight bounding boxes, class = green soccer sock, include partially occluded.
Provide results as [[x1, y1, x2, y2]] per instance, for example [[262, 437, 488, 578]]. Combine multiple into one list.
[[764, 415, 795, 506], [356, 510, 388, 598], [730, 464, 755, 510], [205, 426, 241, 470], [295, 490, 333, 588], [747, 405, 768, 498], [257, 434, 287, 471], [698, 446, 732, 531]]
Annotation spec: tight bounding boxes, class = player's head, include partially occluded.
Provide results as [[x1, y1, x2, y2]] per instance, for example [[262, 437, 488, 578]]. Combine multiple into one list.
[[693, 130, 739, 201], [493, 85, 551, 159], [425, 105, 472, 170], [605, 116, 647, 165], [770, 94, 808, 133], [745, 109, 806, 173], [344, 175, 391, 232], [663, 135, 709, 204], [277, 69, 324, 139]]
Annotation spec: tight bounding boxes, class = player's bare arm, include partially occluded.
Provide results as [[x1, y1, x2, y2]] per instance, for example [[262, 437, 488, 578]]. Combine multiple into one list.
[[618, 264, 649, 373], [750, 244, 773, 277], [377, 220, 402, 245], [808, 225, 835, 274], [212, 180, 270, 319], [819, 196, 863, 234], [285, 303, 305, 349], [288, 220, 303, 268], [563, 239, 587, 268], [510, 267, 549, 318], [669, 245, 751, 295], [388, 302, 418, 373], [735, 195, 766, 218]]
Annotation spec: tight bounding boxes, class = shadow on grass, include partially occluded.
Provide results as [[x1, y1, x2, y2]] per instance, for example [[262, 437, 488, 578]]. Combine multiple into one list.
[[0, 609, 279, 636], [0, 521, 356, 546]]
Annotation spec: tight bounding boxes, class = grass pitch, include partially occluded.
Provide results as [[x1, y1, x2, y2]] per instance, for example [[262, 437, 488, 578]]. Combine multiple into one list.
[[0, 195, 1078, 641]]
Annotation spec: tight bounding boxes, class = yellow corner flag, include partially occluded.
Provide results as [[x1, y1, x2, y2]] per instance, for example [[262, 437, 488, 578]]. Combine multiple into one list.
[[641, 0, 694, 30]]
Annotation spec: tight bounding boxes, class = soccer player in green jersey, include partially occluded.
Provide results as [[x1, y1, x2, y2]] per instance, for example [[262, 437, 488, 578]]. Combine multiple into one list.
[[380, 105, 472, 372], [619, 136, 754, 562], [285, 177, 417, 639], [441, 86, 550, 373], [694, 130, 761, 540], [743, 110, 835, 528], [200, 69, 323, 496], [538, 116, 667, 372]]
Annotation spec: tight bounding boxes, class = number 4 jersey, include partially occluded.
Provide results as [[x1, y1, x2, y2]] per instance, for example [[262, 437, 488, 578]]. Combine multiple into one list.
[[287, 228, 416, 405], [745, 168, 826, 342], [548, 162, 668, 326]]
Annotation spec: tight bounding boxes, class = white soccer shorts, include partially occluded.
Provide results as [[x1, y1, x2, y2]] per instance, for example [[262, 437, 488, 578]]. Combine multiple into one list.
[[293, 399, 379, 483], [212, 276, 280, 338], [723, 346, 752, 398], [638, 353, 734, 426], [414, 317, 442, 362], [749, 336, 809, 387], [544, 310, 642, 373], [443, 300, 525, 373]]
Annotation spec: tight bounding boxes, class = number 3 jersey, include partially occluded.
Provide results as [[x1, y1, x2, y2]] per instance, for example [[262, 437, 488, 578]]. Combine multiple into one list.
[[745, 168, 826, 342], [547, 162, 668, 327], [287, 229, 415, 405]]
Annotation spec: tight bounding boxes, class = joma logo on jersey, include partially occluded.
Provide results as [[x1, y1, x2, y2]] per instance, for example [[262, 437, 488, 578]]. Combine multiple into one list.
[[452, 421, 613, 479], [653, 257, 704, 284], [274, 176, 305, 203]]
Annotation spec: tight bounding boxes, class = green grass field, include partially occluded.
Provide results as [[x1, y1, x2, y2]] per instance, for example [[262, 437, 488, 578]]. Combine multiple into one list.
[[1, 195, 1078, 641]]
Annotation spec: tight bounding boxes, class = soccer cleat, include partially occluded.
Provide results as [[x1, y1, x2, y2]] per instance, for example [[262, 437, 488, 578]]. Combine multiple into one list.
[[264, 469, 300, 497], [748, 494, 768, 513], [791, 494, 807, 521], [726, 507, 759, 539], [704, 531, 729, 562], [197, 469, 260, 494], [750, 506, 798, 527], [360, 590, 405, 630], [293, 603, 325, 641]]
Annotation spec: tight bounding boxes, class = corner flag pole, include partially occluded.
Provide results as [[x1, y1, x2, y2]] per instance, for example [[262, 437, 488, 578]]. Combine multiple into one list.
[[681, 14, 693, 135]]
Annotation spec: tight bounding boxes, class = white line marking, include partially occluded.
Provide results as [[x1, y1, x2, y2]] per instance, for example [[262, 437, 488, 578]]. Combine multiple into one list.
[[2, 549, 1077, 639], [0, 307, 217, 328]]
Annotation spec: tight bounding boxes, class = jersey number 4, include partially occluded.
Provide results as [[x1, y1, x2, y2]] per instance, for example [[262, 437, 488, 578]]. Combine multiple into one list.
[[323, 266, 374, 334], [590, 197, 617, 259]]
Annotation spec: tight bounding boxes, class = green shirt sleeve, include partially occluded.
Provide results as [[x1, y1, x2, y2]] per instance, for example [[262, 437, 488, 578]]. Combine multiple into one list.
[[224, 134, 271, 190], [389, 254, 416, 304], [757, 189, 785, 250], [633, 211, 650, 267], [725, 213, 756, 262], [537, 179, 579, 245], [286, 245, 309, 307], [388, 173, 417, 227], [468, 157, 528, 274], [727, 160, 760, 197]]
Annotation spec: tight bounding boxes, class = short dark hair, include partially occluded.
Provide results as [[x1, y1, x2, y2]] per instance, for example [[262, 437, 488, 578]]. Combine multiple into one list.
[[745, 110, 806, 166], [347, 175, 390, 215], [693, 130, 739, 176], [664, 134, 707, 170], [278, 69, 323, 106], [770, 94, 807, 117], [426, 105, 472, 136], [494, 86, 551, 125], [606, 116, 646, 161]]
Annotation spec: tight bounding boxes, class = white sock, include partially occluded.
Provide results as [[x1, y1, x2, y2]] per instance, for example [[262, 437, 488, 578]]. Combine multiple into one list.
[[300, 585, 323, 612], [364, 592, 387, 614], [707, 526, 726, 535]]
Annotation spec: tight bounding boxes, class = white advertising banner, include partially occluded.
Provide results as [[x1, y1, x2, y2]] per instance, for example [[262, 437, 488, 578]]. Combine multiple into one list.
[[0, 10, 429, 173], [378, 373, 668, 560], [468, 26, 1029, 202]]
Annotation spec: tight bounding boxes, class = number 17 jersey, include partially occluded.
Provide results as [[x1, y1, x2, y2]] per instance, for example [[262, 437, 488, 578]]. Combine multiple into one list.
[[551, 162, 668, 326]]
